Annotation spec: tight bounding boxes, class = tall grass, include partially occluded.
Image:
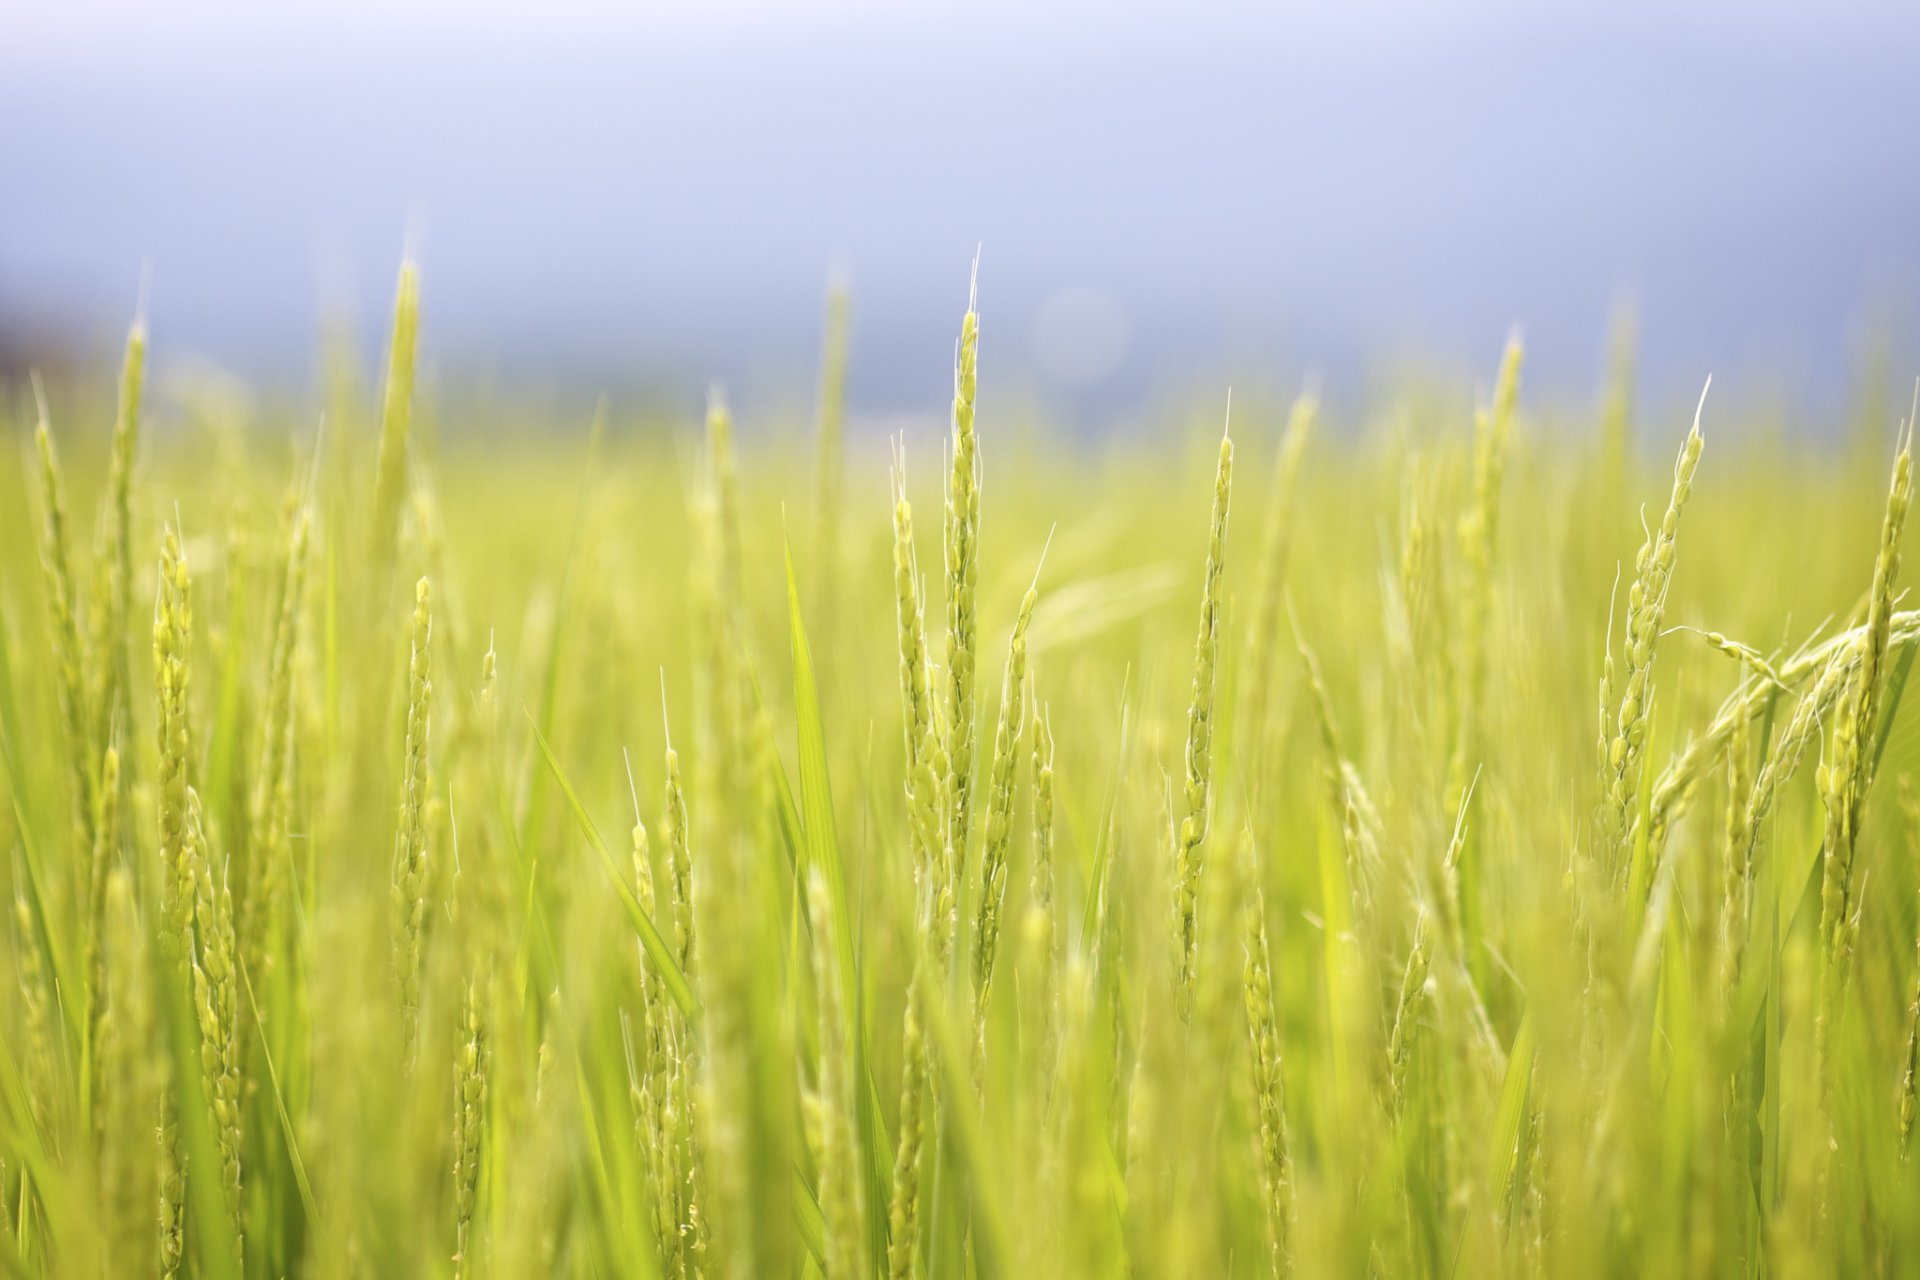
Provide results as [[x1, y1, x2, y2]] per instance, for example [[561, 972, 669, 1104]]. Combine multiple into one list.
[[5, 262, 1920, 1278]]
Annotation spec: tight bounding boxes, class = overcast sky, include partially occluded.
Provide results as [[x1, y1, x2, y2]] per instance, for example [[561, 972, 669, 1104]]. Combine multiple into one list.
[[4, 0, 1918, 421]]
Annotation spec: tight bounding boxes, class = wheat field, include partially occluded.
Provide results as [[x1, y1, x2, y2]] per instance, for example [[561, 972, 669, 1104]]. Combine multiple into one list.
[[4, 263, 1920, 1277]]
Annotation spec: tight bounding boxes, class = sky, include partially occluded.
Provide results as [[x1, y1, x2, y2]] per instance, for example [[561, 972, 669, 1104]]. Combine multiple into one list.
[[3, 0, 1919, 423]]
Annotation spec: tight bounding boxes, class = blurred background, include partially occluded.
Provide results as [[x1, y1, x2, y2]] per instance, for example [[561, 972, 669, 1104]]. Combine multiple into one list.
[[3, 0, 1918, 428]]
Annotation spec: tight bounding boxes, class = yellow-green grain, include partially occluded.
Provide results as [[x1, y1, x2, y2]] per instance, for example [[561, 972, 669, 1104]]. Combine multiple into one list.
[[1717, 710, 1755, 999], [83, 746, 121, 1129], [1603, 383, 1707, 871], [944, 269, 983, 865], [184, 788, 243, 1238], [891, 446, 932, 772], [1448, 335, 1523, 807], [391, 577, 434, 1047], [1817, 427, 1912, 1068], [1173, 422, 1233, 1017], [34, 401, 96, 853], [97, 866, 157, 1273], [973, 558, 1042, 1015], [1241, 837, 1292, 1274], [12, 882, 52, 1115], [1387, 915, 1431, 1119], [154, 525, 197, 952], [244, 494, 310, 986], [151, 530, 193, 1280], [453, 981, 488, 1279], [885, 956, 929, 1280], [662, 734, 695, 979], [89, 321, 145, 770], [1024, 704, 1059, 1080]]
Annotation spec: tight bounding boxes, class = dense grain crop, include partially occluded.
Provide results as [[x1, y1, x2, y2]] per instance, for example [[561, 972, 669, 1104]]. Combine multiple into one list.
[[6, 263, 1920, 1278]]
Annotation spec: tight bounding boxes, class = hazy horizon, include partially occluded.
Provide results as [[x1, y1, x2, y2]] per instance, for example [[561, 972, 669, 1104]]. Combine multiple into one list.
[[5, 0, 1919, 423]]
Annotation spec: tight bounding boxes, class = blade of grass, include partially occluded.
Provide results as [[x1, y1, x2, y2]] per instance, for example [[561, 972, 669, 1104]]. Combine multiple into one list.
[[1488, 1007, 1537, 1224], [527, 713, 696, 1020], [155, 942, 240, 1280], [9, 793, 79, 1057], [784, 541, 892, 1272], [240, 967, 318, 1227], [793, 1165, 827, 1267], [746, 667, 806, 873], [1080, 669, 1133, 942], [0, 599, 27, 812], [915, 961, 1014, 1272]]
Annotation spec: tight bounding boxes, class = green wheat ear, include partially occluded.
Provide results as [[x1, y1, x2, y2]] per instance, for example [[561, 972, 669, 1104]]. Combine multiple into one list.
[[243, 481, 312, 991], [1448, 333, 1524, 811], [944, 259, 983, 868], [891, 438, 932, 771], [391, 576, 434, 1050], [1386, 913, 1432, 1119], [661, 719, 695, 981], [1606, 378, 1708, 902], [154, 522, 197, 952], [90, 319, 145, 768], [886, 944, 930, 1280], [452, 980, 488, 1280], [1240, 830, 1293, 1274], [1173, 409, 1233, 1020], [1818, 414, 1913, 1075], [973, 537, 1047, 1052], [32, 384, 96, 856]]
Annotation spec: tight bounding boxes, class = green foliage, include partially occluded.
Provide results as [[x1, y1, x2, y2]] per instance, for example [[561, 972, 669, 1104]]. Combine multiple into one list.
[[4, 269, 1920, 1278]]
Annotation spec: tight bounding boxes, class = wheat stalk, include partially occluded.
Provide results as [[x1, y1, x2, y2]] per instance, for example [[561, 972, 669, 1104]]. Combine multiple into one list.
[[943, 263, 983, 869], [89, 321, 146, 773], [1448, 335, 1524, 808], [973, 544, 1046, 1027], [243, 487, 311, 991], [1173, 414, 1234, 1019], [1386, 914, 1432, 1120], [32, 390, 96, 855], [885, 951, 929, 1280], [1241, 834, 1293, 1274], [1817, 421, 1913, 1073], [1602, 379, 1708, 882], [453, 980, 488, 1279], [391, 577, 434, 1049]]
